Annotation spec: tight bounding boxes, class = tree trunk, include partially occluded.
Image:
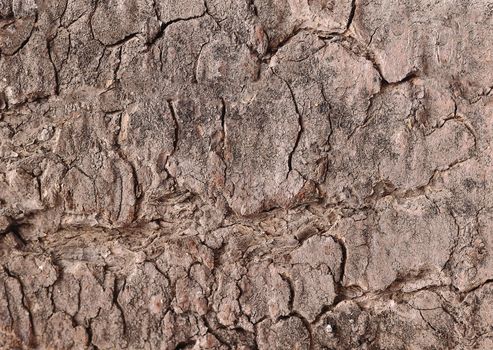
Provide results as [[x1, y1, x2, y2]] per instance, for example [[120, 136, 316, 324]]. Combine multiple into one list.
[[1, 0, 492, 349]]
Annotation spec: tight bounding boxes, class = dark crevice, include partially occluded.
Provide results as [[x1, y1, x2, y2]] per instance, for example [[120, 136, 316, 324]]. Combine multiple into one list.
[[112, 278, 127, 337], [88, 0, 99, 41], [348, 70, 419, 140], [441, 210, 460, 272], [220, 98, 226, 137], [101, 32, 140, 49], [329, 235, 347, 284], [311, 304, 335, 326], [219, 97, 229, 193], [3, 282, 14, 328], [279, 273, 295, 312], [116, 175, 124, 222], [175, 339, 197, 349], [298, 313, 314, 350], [320, 83, 334, 151], [4, 267, 36, 347], [113, 47, 123, 84], [146, 11, 208, 48], [382, 69, 418, 87], [249, 0, 259, 16], [1, 221, 27, 248], [273, 72, 303, 178], [86, 321, 96, 349], [3, 14, 38, 57], [59, 0, 69, 25], [85, 305, 102, 349], [262, 27, 302, 62], [202, 315, 233, 349], [419, 310, 439, 333], [367, 26, 379, 47], [46, 38, 60, 96], [204, 0, 223, 29], [166, 99, 180, 162], [346, 0, 357, 30], [76, 280, 82, 317], [152, 0, 161, 21]]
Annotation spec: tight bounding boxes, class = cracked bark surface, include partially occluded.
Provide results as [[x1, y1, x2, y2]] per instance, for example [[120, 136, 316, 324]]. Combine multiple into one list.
[[1, 0, 493, 349]]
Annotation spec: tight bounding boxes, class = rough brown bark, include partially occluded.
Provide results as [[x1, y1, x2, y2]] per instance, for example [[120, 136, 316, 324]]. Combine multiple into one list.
[[1, 0, 493, 349]]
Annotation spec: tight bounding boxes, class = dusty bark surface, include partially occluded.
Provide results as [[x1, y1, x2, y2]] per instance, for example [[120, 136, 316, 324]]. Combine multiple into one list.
[[1, 0, 493, 349]]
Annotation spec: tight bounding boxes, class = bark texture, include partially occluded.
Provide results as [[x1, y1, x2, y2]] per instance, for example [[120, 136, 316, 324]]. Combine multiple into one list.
[[1, 0, 493, 349]]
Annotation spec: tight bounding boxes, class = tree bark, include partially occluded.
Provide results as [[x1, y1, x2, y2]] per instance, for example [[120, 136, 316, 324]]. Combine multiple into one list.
[[1, 0, 493, 349]]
